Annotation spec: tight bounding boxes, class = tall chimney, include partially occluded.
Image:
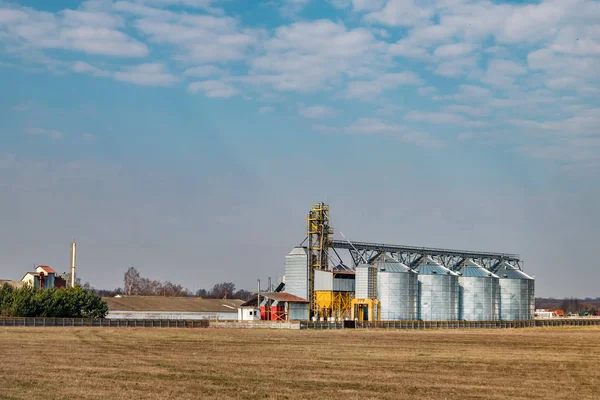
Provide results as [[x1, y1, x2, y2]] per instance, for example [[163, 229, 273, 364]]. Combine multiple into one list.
[[70, 241, 76, 287]]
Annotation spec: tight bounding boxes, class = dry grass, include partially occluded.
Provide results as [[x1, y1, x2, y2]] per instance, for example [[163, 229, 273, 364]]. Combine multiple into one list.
[[0, 327, 598, 400]]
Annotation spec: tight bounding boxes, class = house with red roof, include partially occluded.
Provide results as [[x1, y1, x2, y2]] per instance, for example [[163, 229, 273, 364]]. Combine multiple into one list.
[[21, 266, 57, 289]]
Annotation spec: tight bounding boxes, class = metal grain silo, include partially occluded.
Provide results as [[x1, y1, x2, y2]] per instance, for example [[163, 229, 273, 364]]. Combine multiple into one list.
[[372, 255, 417, 320], [415, 256, 459, 321], [284, 247, 308, 300], [496, 261, 535, 321], [457, 259, 499, 321], [355, 264, 376, 299]]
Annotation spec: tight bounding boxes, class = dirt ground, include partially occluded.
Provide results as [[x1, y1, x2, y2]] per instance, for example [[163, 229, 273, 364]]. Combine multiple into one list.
[[0, 326, 598, 399]]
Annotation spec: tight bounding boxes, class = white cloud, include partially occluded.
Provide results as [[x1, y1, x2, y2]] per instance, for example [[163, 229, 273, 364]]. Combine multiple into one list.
[[433, 42, 475, 59], [545, 76, 579, 89], [11, 102, 31, 112], [258, 106, 274, 114], [434, 84, 492, 103], [299, 105, 336, 119], [329, 0, 351, 9], [187, 80, 239, 97], [497, 0, 600, 44], [72, 60, 110, 77], [417, 86, 436, 96], [0, 8, 28, 24], [375, 104, 402, 117], [550, 25, 600, 56], [405, 110, 487, 127], [519, 138, 600, 163], [456, 131, 502, 145], [114, 63, 179, 86], [113, 1, 173, 18], [433, 56, 478, 78], [247, 19, 386, 92], [280, 0, 312, 16], [480, 59, 526, 88], [365, 0, 434, 27], [444, 104, 490, 117], [315, 117, 445, 147], [183, 65, 222, 77], [346, 72, 421, 99], [0, 5, 148, 58], [511, 108, 600, 137], [82, 132, 96, 141], [61, 9, 124, 29], [528, 47, 600, 92], [129, 9, 260, 63], [71, 60, 179, 87], [133, 0, 223, 13], [346, 117, 405, 134], [348, 118, 445, 147], [389, 38, 430, 59], [379, 0, 600, 97], [24, 127, 64, 140]]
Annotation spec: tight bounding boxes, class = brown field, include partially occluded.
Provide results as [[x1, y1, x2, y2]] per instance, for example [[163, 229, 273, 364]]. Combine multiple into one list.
[[0, 327, 598, 400]]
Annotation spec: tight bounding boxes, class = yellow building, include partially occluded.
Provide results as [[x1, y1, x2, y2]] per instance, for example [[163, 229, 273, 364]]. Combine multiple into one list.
[[313, 270, 354, 321]]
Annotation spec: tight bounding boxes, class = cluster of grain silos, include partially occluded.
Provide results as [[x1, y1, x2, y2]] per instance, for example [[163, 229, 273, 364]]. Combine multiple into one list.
[[353, 255, 534, 321]]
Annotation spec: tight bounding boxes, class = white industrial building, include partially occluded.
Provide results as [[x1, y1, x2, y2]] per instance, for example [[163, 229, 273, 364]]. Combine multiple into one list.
[[104, 296, 243, 320]]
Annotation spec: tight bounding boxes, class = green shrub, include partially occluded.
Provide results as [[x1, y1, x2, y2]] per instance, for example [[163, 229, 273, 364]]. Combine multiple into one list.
[[0, 284, 108, 318]]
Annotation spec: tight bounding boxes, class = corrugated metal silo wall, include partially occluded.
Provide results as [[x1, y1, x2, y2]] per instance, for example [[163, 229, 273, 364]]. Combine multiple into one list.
[[377, 271, 417, 320], [355, 265, 375, 298], [289, 303, 309, 320], [418, 274, 459, 321], [528, 279, 535, 319], [458, 277, 500, 321], [284, 250, 308, 300], [333, 277, 355, 292], [315, 271, 355, 291], [314, 270, 332, 291], [498, 278, 535, 320]]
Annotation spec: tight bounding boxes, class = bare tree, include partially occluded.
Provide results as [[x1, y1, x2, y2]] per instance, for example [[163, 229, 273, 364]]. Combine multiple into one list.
[[124, 267, 140, 295], [209, 282, 237, 299]]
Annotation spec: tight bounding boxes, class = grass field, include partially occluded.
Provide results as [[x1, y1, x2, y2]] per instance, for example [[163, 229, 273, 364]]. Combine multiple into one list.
[[0, 327, 598, 400]]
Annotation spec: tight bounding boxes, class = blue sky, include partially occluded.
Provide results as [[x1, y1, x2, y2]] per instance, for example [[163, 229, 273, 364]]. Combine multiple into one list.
[[1, 0, 599, 297]]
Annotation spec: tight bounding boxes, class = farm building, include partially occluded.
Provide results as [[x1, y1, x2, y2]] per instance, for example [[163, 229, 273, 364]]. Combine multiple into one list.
[[21, 266, 57, 289], [103, 296, 244, 320]]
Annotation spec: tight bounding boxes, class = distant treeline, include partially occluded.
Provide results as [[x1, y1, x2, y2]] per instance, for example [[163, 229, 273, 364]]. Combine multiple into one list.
[[88, 267, 253, 301], [0, 285, 108, 318], [536, 297, 600, 315]]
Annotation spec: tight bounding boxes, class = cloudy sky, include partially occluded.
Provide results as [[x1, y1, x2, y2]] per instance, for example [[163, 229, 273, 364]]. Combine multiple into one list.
[[1, 0, 599, 297]]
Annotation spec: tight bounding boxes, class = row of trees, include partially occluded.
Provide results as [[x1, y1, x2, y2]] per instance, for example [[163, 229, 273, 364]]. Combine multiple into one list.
[[195, 282, 253, 300], [0, 285, 108, 318], [123, 267, 190, 297], [121, 267, 253, 300], [559, 298, 598, 315], [535, 297, 600, 315]]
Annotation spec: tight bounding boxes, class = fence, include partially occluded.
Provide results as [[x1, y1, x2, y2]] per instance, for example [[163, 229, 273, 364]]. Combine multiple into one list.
[[1, 317, 599, 329], [0, 318, 209, 328], [302, 318, 600, 330]]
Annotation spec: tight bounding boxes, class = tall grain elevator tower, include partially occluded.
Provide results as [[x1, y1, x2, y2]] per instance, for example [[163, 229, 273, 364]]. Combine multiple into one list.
[[306, 202, 333, 317]]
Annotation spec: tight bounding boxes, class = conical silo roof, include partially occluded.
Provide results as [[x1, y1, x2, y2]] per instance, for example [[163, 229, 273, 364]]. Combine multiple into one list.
[[371, 254, 412, 273], [457, 259, 499, 278], [287, 246, 307, 256], [495, 261, 533, 280], [415, 256, 457, 275]]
